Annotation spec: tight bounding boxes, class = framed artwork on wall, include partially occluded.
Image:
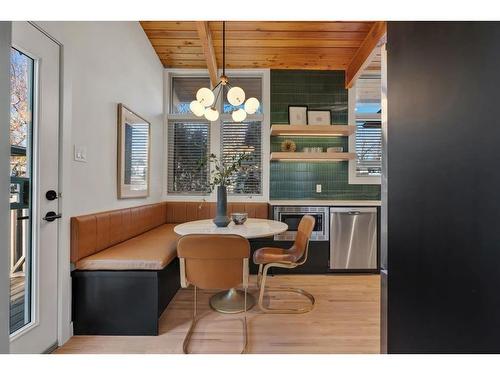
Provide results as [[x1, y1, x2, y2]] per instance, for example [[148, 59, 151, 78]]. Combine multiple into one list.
[[288, 105, 308, 125], [307, 110, 332, 125], [117, 103, 151, 199]]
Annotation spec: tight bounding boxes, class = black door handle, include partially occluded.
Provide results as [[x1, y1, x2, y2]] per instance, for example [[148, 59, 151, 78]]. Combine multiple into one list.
[[43, 211, 62, 222], [46, 190, 58, 201]]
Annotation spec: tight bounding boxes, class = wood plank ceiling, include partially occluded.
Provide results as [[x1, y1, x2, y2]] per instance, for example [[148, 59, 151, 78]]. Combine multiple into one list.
[[140, 21, 386, 87]]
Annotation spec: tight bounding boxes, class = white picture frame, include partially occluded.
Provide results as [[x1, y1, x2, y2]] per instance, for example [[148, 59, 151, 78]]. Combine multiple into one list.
[[307, 110, 331, 125], [288, 105, 308, 125]]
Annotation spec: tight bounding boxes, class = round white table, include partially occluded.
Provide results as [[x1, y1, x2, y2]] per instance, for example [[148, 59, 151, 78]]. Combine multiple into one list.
[[174, 218, 288, 313]]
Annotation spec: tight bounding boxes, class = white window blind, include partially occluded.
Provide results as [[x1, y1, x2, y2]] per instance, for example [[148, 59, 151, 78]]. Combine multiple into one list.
[[221, 121, 262, 195], [354, 73, 382, 178], [167, 121, 210, 194], [124, 123, 149, 190], [355, 120, 382, 177]]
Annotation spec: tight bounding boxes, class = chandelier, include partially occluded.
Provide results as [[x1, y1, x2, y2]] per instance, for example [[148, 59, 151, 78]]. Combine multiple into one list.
[[189, 21, 260, 122]]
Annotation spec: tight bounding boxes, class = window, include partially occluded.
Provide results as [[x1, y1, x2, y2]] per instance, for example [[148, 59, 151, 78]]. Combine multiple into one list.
[[221, 121, 262, 195], [349, 74, 382, 184], [355, 118, 382, 177], [166, 72, 268, 197], [222, 77, 263, 114], [167, 121, 210, 194], [10, 48, 35, 334], [170, 76, 211, 114]]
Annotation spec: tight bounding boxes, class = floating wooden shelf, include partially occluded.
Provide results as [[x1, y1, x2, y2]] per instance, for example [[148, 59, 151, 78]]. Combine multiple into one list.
[[271, 124, 355, 137], [270, 152, 355, 161]]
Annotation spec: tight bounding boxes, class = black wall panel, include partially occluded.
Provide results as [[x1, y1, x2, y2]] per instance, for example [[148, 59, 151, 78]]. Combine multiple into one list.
[[385, 22, 500, 353]]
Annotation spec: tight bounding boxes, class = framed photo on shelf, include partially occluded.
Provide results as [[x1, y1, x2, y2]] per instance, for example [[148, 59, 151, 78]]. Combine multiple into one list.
[[288, 105, 308, 125], [307, 110, 331, 125]]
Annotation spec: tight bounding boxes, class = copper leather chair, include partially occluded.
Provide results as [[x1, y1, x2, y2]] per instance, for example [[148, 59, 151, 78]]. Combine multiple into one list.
[[253, 215, 315, 314], [177, 234, 250, 354]]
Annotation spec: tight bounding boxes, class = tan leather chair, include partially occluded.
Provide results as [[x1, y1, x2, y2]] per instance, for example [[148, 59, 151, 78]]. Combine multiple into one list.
[[177, 234, 250, 354], [253, 215, 315, 314]]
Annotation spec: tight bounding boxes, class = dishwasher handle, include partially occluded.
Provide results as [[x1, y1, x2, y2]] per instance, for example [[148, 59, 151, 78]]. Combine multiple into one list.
[[330, 207, 377, 214]]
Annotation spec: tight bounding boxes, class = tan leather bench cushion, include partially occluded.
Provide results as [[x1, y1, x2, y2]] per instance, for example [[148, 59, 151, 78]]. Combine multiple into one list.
[[75, 224, 179, 270], [71, 201, 269, 269], [71, 202, 167, 263]]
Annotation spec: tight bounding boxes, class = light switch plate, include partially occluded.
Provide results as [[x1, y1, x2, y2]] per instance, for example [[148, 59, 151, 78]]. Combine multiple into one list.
[[316, 184, 322, 193], [74, 145, 87, 163]]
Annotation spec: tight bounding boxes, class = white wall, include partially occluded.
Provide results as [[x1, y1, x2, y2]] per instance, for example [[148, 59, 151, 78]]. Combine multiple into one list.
[[35, 21, 164, 345], [0, 21, 12, 354]]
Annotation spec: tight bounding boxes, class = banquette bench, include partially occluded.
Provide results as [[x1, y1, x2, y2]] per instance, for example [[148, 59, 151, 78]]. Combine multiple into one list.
[[71, 201, 269, 336]]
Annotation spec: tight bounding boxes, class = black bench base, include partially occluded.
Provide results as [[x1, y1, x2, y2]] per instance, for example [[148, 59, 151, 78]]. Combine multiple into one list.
[[72, 258, 180, 336]]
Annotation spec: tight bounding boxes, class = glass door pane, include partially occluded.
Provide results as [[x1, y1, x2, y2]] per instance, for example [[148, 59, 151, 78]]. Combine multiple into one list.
[[9, 47, 34, 334]]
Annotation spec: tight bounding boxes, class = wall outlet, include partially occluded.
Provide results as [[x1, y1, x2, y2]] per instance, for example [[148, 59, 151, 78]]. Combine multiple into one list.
[[316, 184, 322, 193], [74, 145, 87, 163]]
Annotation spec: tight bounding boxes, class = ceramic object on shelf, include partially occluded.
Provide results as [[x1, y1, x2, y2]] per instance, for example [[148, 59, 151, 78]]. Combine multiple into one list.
[[231, 212, 248, 225], [327, 147, 343, 152]]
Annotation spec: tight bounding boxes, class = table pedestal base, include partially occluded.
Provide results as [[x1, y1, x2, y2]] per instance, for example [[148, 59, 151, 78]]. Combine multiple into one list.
[[209, 288, 255, 314]]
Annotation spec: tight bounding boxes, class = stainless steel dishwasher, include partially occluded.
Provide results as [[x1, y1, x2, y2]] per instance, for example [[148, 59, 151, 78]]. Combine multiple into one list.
[[329, 207, 378, 271]]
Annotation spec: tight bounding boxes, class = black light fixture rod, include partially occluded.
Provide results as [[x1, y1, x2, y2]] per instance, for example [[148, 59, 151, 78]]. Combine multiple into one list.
[[212, 80, 223, 92], [222, 21, 226, 76]]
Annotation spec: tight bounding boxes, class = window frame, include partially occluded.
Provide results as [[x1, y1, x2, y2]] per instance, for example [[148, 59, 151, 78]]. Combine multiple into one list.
[[164, 68, 270, 202], [348, 82, 382, 185]]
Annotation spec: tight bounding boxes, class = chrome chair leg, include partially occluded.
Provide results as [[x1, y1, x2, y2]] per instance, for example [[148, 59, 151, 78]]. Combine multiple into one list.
[[182, 285, 198, 354], [242, 286, 248, 354], [257, 263, 315, 314], [256, 264, 263, 288], [183, 285, 248, 354]]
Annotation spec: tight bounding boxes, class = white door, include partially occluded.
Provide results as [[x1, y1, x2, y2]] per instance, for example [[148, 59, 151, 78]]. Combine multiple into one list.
[[9, 21, 60, 354]]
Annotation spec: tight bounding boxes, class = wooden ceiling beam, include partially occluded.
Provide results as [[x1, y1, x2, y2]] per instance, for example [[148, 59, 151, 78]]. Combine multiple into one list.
[[345, 21, 387, 89], [195, 21, 219, 87]]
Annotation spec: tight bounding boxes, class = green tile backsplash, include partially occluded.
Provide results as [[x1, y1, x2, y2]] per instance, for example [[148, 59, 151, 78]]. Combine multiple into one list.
[[271, 69, 348, 124], [270, 70, 381, 200]]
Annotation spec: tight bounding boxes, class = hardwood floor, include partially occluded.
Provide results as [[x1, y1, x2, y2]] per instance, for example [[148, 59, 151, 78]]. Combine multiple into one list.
[[55, 274, 380, 354], [10, 275, 26, 333]]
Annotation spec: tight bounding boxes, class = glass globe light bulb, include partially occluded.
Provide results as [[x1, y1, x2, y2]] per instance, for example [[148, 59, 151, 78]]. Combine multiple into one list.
[[232, 108, 247, 122], [190, 100, 205, 117], [196, 87, 215, 107], [227, 86, 245, 106], [204, 107, 219, 122], [244, 97, 260, 114]]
